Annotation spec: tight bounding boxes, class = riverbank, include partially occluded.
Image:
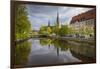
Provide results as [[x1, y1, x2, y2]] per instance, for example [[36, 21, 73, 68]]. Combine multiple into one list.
[[48, 36, 95, 45], [15, 35, 95, 45], [15, 37, 31, 44]]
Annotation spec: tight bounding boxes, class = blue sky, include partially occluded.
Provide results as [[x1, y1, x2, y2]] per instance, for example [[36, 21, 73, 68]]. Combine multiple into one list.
[[25, 4, 93, 30]]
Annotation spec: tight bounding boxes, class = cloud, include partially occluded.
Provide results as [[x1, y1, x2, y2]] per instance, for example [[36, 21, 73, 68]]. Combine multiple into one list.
[[25, 4, 94, 30]]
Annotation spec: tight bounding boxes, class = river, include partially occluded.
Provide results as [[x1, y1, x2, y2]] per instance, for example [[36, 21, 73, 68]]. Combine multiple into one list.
[[14, 37, 96, 67]]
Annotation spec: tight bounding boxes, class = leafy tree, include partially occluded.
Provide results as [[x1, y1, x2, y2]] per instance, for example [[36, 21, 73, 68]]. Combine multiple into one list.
[[58, 25, 69, 36], [15, 4, 31, 39], [79, 27, 93, 35], [39, 26, 48, 35], [39, 25, 52, 35], [47, 27, 52, 34]]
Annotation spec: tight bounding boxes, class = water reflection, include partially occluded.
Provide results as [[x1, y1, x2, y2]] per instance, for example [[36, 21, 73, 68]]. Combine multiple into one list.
[[15, 38, 95, 66], [15, 41, 31, 65]]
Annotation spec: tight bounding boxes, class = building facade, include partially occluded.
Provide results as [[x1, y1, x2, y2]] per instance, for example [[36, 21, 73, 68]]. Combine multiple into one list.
[[70, 9, 96, 37]]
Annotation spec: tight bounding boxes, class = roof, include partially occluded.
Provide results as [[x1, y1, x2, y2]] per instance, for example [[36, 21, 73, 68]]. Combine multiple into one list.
[[70, 8, 96, 24]]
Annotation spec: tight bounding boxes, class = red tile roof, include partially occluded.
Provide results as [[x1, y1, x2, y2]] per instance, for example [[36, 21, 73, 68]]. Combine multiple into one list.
[[70, 8, 96, 24]]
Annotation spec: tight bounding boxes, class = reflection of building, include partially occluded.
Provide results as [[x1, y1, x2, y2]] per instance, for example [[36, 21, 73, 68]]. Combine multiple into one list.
[[48, 20, 50, 27], [70, 9, 96, 36]]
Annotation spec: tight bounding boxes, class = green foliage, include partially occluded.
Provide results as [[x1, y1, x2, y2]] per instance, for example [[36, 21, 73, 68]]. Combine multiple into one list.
[[53, 39, 69, 51], [39, 26, 52, 35], [16, 33, 29, 39], [53, 25, 73, 36], [58, 25, 69, 36], [15, 4, 31, 39], [52, 23, 59, 35], [39, 26, 48, 35], [15, 41, 31, 65], [40, 38, 53, 46], [79, 27, 93, 35], [39, 23, 74, 36]]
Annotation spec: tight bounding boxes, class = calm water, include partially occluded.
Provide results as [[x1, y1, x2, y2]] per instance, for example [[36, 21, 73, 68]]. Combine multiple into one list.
[[15, 38, 96, 67]]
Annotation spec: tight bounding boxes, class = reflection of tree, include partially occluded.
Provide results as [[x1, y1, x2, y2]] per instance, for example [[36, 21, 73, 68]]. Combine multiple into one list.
[[53, 39, 69, 51], [53, 39, 95, 61], [39, 38, 53, 46], [52, 39, 71, 56], [39, 38, 95, 61], [15, 41, 31, 65]]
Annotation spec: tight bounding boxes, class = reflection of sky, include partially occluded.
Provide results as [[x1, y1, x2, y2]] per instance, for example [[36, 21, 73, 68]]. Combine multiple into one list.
[[25, 4, 93, 30], [28, 39, 81, 65]]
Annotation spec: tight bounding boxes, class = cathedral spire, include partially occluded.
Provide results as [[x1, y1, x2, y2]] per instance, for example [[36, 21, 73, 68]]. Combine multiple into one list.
[[56, 11, 60, 28], [57, 11, 59, 25]]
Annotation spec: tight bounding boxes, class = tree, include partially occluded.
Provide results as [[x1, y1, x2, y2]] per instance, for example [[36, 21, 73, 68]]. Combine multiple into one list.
[[15, 4, 31, 39], [57, 25, 72, 36], [39, 25, 53, 35], [47, 27, 52, 34], [79, 27, 93, 35]]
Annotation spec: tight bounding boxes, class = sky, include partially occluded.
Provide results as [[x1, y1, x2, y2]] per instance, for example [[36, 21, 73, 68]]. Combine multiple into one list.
[[25, 4, 93, 30]]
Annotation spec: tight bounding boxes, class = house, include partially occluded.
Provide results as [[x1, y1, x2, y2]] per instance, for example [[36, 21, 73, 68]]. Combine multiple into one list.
[[70, 8, 96, 38]]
